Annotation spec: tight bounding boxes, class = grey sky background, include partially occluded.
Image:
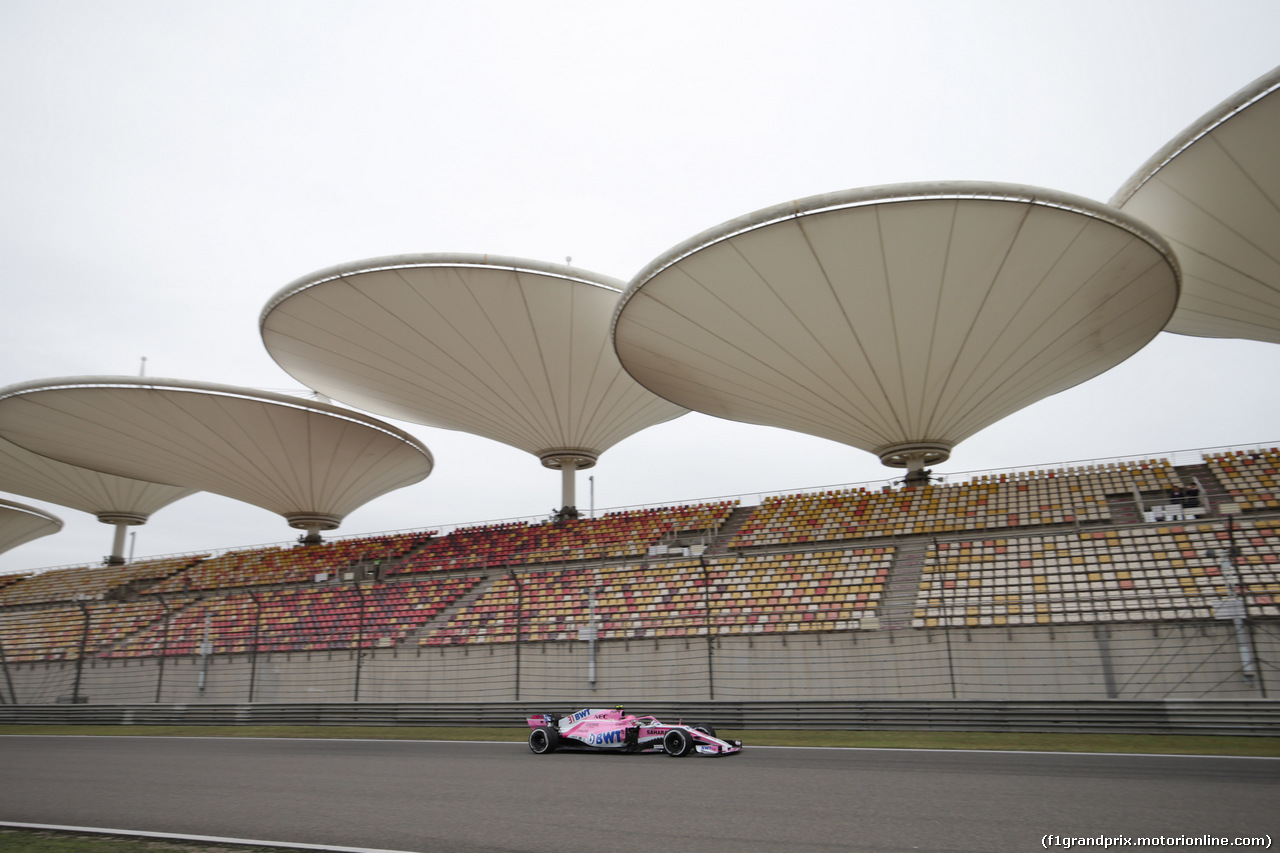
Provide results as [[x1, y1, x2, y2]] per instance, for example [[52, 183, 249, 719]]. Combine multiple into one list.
[[2, 0, 1278, 574]]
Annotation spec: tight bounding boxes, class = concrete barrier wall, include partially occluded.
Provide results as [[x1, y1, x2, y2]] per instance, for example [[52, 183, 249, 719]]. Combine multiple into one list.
[[4, 698, 1279, 735], [4, 621, 1274, 706]]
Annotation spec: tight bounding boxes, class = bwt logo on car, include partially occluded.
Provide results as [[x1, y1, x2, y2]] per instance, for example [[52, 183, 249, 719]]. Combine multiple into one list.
[[587, 730, 622, 745]]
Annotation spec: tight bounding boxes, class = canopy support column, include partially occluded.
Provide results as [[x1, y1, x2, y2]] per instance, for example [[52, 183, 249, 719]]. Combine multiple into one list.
[[540, 450, 598, 522], [286, 512, 342, 546], [877, 441, 952, 486], [561, 460, 578, 513], [108, 522, 128, 566], [97, 511, 147, 566]]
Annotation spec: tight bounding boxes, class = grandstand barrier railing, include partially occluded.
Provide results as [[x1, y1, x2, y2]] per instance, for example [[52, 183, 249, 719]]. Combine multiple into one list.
[[0, 699, 1277, 736]]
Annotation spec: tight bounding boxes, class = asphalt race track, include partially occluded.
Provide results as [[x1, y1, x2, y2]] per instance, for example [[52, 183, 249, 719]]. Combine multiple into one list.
[[0, 736, 1276, 852]]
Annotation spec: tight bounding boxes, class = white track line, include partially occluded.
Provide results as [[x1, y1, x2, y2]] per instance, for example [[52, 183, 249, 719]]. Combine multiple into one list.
[[0, 821, 420, 852]]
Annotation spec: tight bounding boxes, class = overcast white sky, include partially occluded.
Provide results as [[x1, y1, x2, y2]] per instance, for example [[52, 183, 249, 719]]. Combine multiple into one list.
[[2, 0, 1278, 575]]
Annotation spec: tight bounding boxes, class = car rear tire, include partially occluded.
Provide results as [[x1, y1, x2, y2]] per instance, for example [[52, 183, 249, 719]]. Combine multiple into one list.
[[690, 722, 717, 739], [663, 728, 692, 757], [529, 726, 559, 754]]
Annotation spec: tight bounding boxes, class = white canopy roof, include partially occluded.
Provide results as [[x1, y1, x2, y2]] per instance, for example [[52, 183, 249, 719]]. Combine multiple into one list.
[[1112, 65, 1280, 344], [0, 377, 434, 535], [0, 436, 195, 526], [0, 497, 62, 558], [260, 254, 687, 471], [613, 182, 1180, 475]]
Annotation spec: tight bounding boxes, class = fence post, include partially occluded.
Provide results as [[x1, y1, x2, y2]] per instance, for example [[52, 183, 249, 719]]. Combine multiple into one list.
[[700, 556, 715, 700], [944, 627, 956, 699], [510, 571, 523, 701], [353, 583, 367, 702], [72, 596, 92, 704], [1246, 620, 1269, 698], [1094, 625, 1119, 698], [1211, 516, 1262, 687], [0, 636, 15, 704], [248, 591, 262, 703], [154, 595, 172, 703]]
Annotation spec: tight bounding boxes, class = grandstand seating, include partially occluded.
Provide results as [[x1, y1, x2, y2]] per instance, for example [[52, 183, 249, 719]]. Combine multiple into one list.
[[146, 532, 432, 594], [705, 548, 891, 635], [0, 600, 167, 662], [914, 519, 1280, 627], [0, 572, 30, 594], [1206, 448, 1280, 511], [425, 566, 597, 644], [0, 455, 1276, 663], [388, 502, 736, 575], [0, 556, 206, 606], [730, 460, 1178, 547], [104, 576, 482, 657], [423, 548, 893, 644]]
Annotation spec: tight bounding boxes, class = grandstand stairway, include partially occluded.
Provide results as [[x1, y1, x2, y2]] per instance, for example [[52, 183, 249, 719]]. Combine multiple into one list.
[[1105, 494, 1142, 526], [1178, 462, 1228, 514], [877, 536, 930, 630], [396, 572, 497, 646], [702, 505, 755, 555], [347, 538, 436, 580], [97, 598, 199, 656]]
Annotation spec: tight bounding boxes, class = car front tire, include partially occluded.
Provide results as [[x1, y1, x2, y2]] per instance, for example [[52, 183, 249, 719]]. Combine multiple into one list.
[[663, 728, 692, 757]]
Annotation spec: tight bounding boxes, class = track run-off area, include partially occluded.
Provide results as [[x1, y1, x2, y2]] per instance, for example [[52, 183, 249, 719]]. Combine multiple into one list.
[[0, 736, 1276, 853]]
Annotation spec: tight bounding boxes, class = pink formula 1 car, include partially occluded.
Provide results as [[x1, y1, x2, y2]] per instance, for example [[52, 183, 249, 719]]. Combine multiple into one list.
[[526, 706, 743, 757]]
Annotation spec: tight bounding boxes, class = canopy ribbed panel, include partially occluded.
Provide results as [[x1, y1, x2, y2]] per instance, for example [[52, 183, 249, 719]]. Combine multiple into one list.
[[0, 378, 434, 529], [0, 437, 194, 522], [260, 254, 686, 462], [0, 497, 62, 557], [613, 183, 1179, 466], [1112, 65, 1280, 344]]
